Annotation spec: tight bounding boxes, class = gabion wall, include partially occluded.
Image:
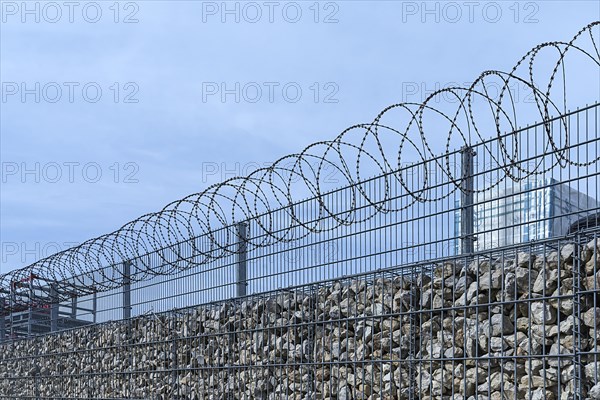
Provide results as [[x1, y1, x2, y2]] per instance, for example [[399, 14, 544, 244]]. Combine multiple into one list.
[[0, 239, 599, 400]]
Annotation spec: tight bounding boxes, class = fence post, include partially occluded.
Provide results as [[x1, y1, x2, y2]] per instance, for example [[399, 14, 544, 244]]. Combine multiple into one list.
[[236, 222, 248, 297], [92, 290, 97, 323], [71, 296, 77, 319], [572, 237, 584, 399], [460, 146, 476, 255], [0, 297, 5, 342], [50, 284, 59, 332], [27, 276, 33, 336], [123, 261, 132, 320], [9, 284, 14, 338]]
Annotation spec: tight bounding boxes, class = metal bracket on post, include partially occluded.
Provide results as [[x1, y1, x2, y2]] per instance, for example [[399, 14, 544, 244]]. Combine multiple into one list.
[[460, 146, 476, 255], [236, 222, 248, 297], [123, 261, 132, 320], [50, 284, 59, 332]]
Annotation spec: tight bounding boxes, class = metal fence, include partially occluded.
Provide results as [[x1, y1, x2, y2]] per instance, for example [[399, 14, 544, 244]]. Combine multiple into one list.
[[0, 22, 599, 400], [5, 103, 597, 328]]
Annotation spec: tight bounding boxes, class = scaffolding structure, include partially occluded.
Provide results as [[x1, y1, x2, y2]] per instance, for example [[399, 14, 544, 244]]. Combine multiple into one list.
[[0, 274, 96, 341]]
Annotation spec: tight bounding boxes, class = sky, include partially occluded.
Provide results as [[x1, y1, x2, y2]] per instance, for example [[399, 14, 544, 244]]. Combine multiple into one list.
[[1, 0, 599, 273]]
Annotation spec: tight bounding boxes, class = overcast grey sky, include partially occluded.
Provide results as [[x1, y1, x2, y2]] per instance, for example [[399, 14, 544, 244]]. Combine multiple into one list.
[[1, 0, 599, 272]]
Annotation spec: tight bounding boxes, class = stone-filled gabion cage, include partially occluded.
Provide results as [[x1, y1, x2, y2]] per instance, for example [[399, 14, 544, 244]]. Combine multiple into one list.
[[1, 25, 600, 400], [0, 236, 599, 399]]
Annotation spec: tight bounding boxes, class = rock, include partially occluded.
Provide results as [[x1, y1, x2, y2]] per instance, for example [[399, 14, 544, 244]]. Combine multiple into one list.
[[531, 387, 556, 400], [586, 258, 598, 275], [583, 307, 600, 328], [435, 263, 457, 279], [481, 314, 515, 337], [501, 272, 517, 301], [514, 266, 538, 294], [489, 337, 508, 352], [558, 315, 576, 335], [533, 267, 558, 294], [488, 371, 509, 391], [421, 288, 433, 309], [548, 343, 570, 367], [504, 332, 527, 350], [478, 269, 503, 291], [585, 362, 600, 381], [514, 252, 532, 267], [465, 281, 479, 304], [454, 275, 473, 295], [468, 259, 491, 276], [584, 271, 600, 291], [590, 383, 600, 400], [531, 301, 556, 325], [560, 244, 575, 262], [338, 385, 351, 400]]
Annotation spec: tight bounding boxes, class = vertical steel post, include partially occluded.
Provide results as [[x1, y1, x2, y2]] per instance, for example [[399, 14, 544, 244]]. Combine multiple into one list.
[[236, 222, 248, 297], [50, 284, 59, 332], [123, 261, 132, 320], [27, 276, 33, 336], [460, 146, 476, 255], [92, 290, 97, 323], [9, 283, 15, 338], [572, 238, 583, 399], [0, 297, 5, 343], [71, 296, 77, 319]]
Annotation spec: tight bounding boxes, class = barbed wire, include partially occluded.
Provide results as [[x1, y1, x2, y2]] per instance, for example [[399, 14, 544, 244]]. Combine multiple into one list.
[[2, 22, 599, 309]]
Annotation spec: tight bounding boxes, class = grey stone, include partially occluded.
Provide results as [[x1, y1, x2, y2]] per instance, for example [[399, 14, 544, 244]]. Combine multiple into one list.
[[531, 301, 557, 325], [583, 307, 600, 328], [590, 382, 600, 400]]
